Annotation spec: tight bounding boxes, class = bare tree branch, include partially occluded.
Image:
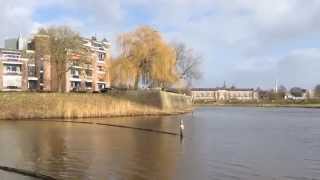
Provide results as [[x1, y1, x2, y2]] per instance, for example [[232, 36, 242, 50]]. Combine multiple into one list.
[[37, 25, 90, 92], [172, 42, 202, 87]]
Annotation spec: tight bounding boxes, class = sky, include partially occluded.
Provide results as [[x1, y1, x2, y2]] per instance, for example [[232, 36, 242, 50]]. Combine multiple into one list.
[[0, 0, 320, 89]]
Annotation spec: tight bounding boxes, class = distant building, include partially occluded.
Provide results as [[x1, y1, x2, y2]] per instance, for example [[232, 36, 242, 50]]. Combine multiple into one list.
[[308, 89, 317, 99], [285, 89, 309, 100], [4, 34, 28, 50], [191, 87, 259, 102], [4, 39, 18, 50]]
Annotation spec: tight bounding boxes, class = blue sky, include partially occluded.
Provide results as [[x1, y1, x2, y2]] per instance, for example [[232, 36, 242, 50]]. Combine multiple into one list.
[[1, 0, 320, 89]]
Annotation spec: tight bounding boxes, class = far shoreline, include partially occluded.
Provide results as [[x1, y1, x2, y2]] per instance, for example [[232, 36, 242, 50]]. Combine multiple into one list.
[[193, 103, 320, 109]]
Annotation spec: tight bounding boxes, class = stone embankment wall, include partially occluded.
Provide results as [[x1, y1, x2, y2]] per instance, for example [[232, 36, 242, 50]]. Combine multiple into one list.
[[0, 90, 192, 120]]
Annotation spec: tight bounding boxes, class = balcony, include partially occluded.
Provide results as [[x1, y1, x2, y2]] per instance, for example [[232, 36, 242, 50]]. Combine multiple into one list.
[[97, 70, 105, 75], [69, 75, 81, 82], [72, 74, 80, 79], [84, 64, 93, 70], [28, 77, 38, 81], [97, 60, 105, 64], [0, 53, 25, 63], [1, 59, 23, 65], [4, 71, 22, 76], [84, 75, 92, 80], [2, 75, 22, 91]]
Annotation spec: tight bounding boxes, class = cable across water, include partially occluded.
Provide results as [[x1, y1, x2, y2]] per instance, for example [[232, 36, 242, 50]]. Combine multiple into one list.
[[0, 165, 57, 180]]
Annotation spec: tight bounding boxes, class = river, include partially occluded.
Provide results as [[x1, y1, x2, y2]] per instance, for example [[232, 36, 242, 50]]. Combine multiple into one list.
[[1, 107, 320, 180]]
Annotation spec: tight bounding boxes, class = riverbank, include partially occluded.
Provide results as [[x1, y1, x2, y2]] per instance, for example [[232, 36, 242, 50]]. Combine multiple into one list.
[[0, 90, 192, 120]]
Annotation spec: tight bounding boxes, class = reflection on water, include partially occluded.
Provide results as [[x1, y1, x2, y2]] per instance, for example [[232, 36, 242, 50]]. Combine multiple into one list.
[[0, 107, 320, 179]]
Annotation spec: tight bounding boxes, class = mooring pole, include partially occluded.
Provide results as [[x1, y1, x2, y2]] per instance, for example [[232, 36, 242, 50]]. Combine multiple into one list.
[[180, 119, 184, 139]]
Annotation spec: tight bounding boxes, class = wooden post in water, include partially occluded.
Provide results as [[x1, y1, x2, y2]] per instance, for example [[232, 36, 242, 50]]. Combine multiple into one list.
[[180, 119, 184, 139]]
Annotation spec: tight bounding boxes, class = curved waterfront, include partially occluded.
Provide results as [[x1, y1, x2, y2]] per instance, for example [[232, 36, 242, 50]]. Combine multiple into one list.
[[1, 107, 320, 179]]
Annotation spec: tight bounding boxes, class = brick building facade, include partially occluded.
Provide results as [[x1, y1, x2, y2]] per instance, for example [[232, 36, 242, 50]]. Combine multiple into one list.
[[0, 35, 111, 92]]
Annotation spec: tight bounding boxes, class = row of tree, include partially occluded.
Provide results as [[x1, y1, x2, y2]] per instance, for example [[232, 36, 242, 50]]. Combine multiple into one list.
[[315, 85, 320, 97], [258, 85, 320, 100], [35, 25, 202, 91]]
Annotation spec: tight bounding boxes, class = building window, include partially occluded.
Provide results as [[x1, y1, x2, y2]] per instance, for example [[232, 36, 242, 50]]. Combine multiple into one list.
[[85, 70, 92, 77], [40, 73, 44, 83], [98, 53, 105, 62], [28, 80, 37, 90], [28, 66, 36, 77], [4, 64, 21, 74], [98, 83, 105, 90], [71, 69, 80, 78], [70, 81, 81, 91], [6, 55, 19, 59], [85, 82, 92, 88]]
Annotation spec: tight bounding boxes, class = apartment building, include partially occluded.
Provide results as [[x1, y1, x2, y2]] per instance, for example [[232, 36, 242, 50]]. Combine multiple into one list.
[[0, 49, 26, 91], [0, 48, 37, 91], [191, 87, 259, 102], [74, 37, 111, 92], [0, 35, 111, 92]]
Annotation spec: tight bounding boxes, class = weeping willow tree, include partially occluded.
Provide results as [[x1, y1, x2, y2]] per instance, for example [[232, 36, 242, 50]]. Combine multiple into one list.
[[111, 26, 178, 89], [110, 57, 137, 88]]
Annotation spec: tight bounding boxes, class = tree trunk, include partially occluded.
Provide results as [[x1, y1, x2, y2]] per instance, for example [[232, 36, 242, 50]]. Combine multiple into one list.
[[57, 73, 64, 93], [134, 72, 140, 90]]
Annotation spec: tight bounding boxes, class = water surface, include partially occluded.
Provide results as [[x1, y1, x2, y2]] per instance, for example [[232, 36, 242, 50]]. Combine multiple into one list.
[[1, 107, 320, 180]]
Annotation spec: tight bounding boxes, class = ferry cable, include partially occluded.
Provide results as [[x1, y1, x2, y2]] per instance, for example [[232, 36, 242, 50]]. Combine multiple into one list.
[[19, 119, 184, 137], [0, 165, 57, 180], [95, 122, 179, 136]]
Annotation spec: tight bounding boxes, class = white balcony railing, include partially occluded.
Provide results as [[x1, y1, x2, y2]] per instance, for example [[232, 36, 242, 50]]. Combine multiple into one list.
[[97, 71, 105, 74], [4, 72, 22, 75]]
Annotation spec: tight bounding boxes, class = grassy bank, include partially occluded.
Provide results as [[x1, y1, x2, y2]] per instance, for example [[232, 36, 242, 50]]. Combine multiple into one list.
[[0, 91, 192, 120]]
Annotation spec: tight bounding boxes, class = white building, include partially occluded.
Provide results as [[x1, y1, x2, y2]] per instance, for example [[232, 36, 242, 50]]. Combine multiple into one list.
[[191, 87, 259, 102], [0, 49, 28, 91], [5, 34, 28, 51]]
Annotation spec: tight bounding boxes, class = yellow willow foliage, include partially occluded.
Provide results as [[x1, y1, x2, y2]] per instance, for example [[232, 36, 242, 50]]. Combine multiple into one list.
[[110, 57, 137, 88], [115, 26, 178, 88], [151, 43, 177, 84]]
